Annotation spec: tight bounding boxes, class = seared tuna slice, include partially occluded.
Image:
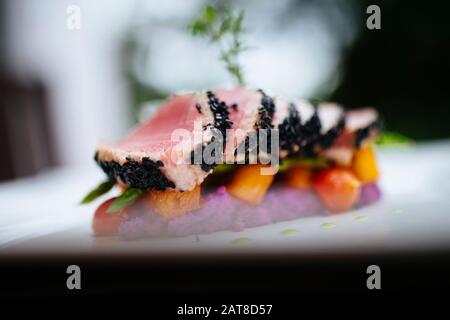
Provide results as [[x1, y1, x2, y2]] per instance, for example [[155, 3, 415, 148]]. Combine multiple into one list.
[[321, 108, 380, 165], [348, 108, 381, 147], [275, 98, 379, 164], [214, 87, 275, 164], [95, 92, 232, 191], [274, 99, 346, 158]]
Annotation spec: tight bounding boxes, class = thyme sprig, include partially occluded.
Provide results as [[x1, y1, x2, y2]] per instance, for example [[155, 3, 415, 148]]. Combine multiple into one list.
[[190, 4, 247, 85]]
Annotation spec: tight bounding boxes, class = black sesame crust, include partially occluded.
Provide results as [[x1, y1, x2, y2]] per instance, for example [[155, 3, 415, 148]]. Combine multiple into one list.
[[95, 153, 176, 191], [256, 90, 276, 157], [206, 91, 233, 140], [191, 91, 233, 172], [301, 103, 323, 156], [355, 117, 381, 148], [278, 103, 303, 156], [234, 90, 276, 163], [255, 89, 275, 130], [278, 100, 347, 158]]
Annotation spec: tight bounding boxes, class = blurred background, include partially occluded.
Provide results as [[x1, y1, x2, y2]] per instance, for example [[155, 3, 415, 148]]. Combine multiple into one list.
[[0, 0, 449, 182]]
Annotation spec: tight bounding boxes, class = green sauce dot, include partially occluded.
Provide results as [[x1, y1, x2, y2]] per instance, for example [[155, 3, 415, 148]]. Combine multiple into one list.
[[320, 222, 336, 228], [392, 208, 403, 214], [355, 215, 368, 221], [230, 237, 252, 245], [280, 228, 299, 236]]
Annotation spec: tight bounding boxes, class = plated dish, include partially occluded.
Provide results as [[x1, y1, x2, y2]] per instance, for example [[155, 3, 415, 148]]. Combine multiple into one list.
[[83, 87, 382, 240]]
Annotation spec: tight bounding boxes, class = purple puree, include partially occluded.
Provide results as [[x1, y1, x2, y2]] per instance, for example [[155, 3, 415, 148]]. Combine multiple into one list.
[[118, 186, 326, 240], [118, 183, 381, 240], [359, 183, 382, 206]]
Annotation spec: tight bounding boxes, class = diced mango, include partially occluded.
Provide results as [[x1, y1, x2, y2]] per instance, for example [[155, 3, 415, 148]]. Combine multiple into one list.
[[227, 164, 275, 205], [145, 185, 202, 219], [352, 144, 380, 183], [284, 165, 312, 190]]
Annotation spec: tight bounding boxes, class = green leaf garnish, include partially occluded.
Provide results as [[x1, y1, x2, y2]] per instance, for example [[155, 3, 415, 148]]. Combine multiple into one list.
[[80, 180, 115, 204], [107, 188, 145, 214], [213, 164, 235, 174], [376, 131, 413, 146], [278, 157, 329, 172], [190, 4, 247, 85]]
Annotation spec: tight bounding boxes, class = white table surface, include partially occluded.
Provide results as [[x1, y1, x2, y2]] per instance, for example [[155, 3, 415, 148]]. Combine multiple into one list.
[[1, 141, 449, 256]]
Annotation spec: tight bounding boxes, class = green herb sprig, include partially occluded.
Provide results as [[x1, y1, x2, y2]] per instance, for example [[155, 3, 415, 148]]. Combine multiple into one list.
[[80, 180, 115, 204], [278, 157, 330, 173], [107, 188, 145, 213], [376, 131, 413, 147], [190, 4, 247, 85]]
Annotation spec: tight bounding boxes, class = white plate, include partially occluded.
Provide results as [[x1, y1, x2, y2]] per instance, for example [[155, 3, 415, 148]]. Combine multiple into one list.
[[1, 141, 450, 256]]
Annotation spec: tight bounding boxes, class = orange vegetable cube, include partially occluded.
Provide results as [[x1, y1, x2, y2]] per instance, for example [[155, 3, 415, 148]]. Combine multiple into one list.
[[284, 165, 312, 190], [146, 185, 202, 219], [352, 144, 380, 183], [227, 164, 275, 205], [313, 167, 361, 213]]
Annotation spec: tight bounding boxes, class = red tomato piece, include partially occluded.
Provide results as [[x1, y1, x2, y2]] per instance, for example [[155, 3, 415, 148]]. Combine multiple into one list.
[[92, 198, 130, 236], [313, 167, 361, 213]]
